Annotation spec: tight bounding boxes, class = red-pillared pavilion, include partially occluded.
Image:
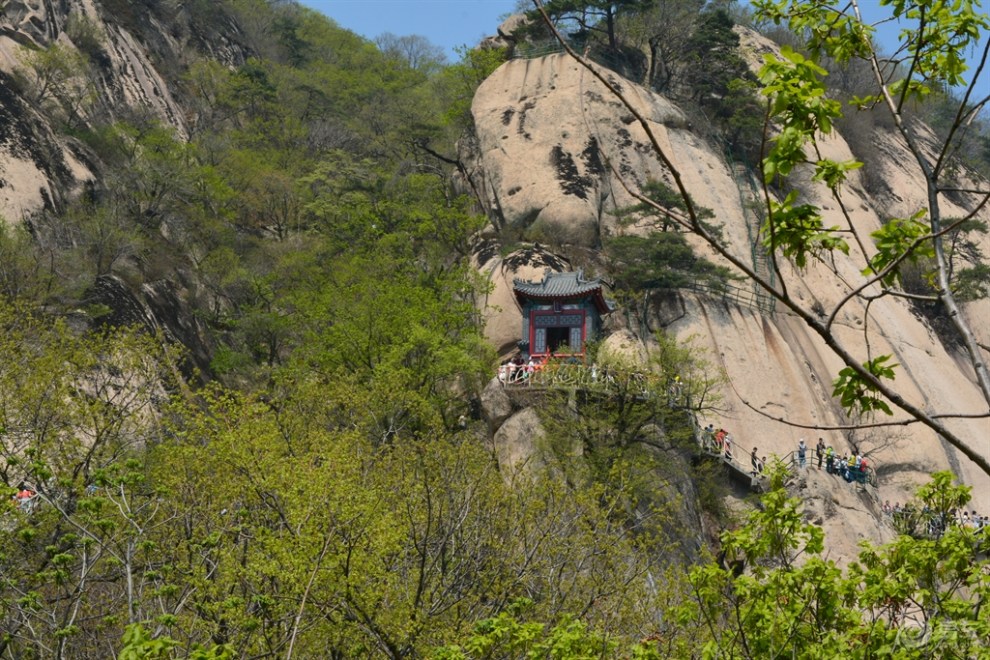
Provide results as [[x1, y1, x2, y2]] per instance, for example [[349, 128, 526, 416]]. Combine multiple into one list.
[[512, 269, 615, 359]]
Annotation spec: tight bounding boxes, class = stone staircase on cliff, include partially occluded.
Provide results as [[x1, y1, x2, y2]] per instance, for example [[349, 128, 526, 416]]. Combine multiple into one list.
[[728, 158, 777, 313], [669, 158, 777, 315]]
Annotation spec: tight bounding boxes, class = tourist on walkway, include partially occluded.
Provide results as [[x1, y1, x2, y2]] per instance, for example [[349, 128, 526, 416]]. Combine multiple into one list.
[[751, 447, 759, 474], [14, 487, 36, 513], [798, 439, 807, 468], [702, 424, 715, 452], [816, 437, 825, 469]]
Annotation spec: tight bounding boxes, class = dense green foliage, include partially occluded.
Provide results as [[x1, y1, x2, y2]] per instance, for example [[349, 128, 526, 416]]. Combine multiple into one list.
[[684, 467, 990, 659], [436, 468, 990, 658], [0, 299, 699, 656], [0, 0, 987, 657], [10, 0, 505, 385], [0, 2, 697, 655]]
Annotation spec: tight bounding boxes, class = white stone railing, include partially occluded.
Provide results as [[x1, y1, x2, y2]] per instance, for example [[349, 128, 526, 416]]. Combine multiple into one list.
[[498, 361, 691, 405]]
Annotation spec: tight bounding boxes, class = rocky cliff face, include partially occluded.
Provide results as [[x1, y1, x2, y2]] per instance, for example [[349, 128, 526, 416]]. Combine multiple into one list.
[[0, 0, 247, 223], [462, 33, 990, 557], [0, 0, 248, 371]]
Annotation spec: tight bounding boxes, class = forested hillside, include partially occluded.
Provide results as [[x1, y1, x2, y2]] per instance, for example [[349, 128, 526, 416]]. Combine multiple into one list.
[[0, 0, 987, 657]]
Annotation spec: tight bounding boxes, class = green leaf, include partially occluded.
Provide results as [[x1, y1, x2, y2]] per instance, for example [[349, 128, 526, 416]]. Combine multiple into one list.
[[763, 192, 849, 268], [863, 211, 934, 287], [831, 355, 898, 416], [812, 158, 863, 189]]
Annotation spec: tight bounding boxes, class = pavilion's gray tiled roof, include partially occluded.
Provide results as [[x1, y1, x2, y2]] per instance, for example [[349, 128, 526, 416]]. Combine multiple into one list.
[[513, 269, 616, 313]]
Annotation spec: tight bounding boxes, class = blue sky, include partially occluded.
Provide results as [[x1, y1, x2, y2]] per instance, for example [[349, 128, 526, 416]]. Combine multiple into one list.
[[301, 0, 987, 89], [301, 0, 519, 61]]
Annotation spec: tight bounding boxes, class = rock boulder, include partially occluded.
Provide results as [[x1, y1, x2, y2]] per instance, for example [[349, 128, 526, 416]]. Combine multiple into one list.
[[463, 40, 990, 559]]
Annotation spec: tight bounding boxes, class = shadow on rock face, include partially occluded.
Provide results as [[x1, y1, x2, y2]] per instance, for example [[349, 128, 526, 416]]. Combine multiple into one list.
[[500, 245, 570, 273]]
